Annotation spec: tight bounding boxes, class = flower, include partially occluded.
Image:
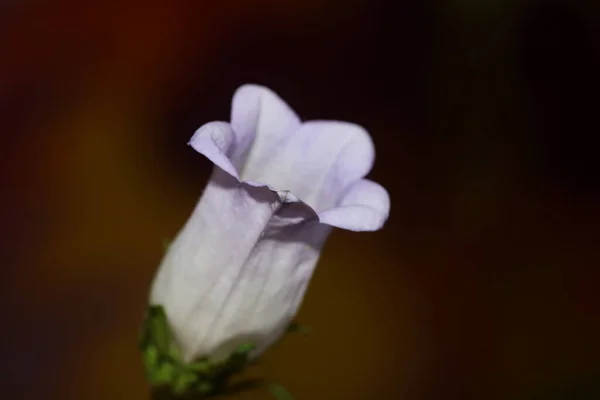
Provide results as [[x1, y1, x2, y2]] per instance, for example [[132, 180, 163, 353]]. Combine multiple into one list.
[[150, 84, 390, 363]]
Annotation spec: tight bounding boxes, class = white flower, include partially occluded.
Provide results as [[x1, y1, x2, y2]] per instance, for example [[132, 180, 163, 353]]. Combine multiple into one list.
[[150, 84, 390, 363]]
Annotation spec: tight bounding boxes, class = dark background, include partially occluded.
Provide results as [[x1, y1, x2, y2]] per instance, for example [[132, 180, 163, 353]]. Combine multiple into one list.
[[1, 0, 599, 399]]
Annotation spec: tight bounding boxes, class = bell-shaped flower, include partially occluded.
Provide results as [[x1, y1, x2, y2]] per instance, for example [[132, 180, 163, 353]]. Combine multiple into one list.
[[150, 84, 390, 363]]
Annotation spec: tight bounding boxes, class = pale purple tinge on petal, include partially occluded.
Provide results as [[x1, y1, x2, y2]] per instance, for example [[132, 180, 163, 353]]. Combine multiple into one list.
[[250, 120, 375, 212], [151, 84, 390, 362], [191, 85, 379, 218], [188, 122, 240, 179], [150, 168, 324, 362], [229, 84, 302, 174], [318, 179, 390, 231]]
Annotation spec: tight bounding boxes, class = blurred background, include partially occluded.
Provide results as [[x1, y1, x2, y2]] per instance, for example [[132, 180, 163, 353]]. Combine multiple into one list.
[[1, 0, 599, 399]]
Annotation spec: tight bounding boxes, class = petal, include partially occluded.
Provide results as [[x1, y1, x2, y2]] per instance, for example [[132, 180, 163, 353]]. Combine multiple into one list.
[[188, 121, 240, 179], [318, 179, 390, 231], [150, 170, 325, 362], [230, 84, 301, 172], [205, 219, 330, 361], [246, 120, 375, 212], [150, 171, 279, 359]]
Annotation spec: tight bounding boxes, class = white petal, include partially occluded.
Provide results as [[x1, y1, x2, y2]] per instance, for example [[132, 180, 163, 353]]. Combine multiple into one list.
[[318, 179, 390, 231], [230, 84, 301, 173], [150, 170, 327, 362], [245, 120, 375, 212], [188, 121, 240, 179]]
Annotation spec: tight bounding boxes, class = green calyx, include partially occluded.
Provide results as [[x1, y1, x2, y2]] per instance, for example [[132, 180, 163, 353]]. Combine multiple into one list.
[[140, 305, 306, 399], [140, 305, 260, 398]]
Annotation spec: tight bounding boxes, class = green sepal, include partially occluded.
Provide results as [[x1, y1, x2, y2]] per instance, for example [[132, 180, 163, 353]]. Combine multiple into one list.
[[141, 305, 261, 398], [171, 371, 198, 396], [152, 361, 177, 387], [141, 304, 305, 399], [286, 322, 311, 335], [233, 342, 256, 355], [147, 306, 172, 354], [268, 383, 295, 400], [187, 359, 211, 375], [195, 381, 214, 396], [144, 345, 160, 374]]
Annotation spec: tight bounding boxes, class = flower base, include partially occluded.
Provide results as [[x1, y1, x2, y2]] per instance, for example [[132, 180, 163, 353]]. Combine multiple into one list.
[[140, 305, 261, 398]]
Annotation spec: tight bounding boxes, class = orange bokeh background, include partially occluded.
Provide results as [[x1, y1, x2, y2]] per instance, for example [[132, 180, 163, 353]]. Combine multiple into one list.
[[1, 1, 599, 399]]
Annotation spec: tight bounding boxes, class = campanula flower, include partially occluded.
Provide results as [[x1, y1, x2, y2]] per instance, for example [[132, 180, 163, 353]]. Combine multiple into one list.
[[150, 84, 390, 364]]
